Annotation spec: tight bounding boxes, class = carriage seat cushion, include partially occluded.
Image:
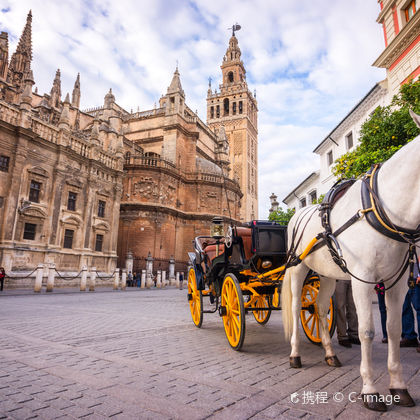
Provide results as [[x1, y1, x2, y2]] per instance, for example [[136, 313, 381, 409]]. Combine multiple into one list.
[[204, 244, 225, 262], [235, 227, 253, 261]]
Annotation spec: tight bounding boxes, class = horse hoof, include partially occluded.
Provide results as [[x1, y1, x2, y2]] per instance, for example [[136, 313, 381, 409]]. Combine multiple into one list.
[[289, 356, 302, 368], [325, 355, 342, 367], [390, 388, 416, 407], [362, 393, 387, 412]]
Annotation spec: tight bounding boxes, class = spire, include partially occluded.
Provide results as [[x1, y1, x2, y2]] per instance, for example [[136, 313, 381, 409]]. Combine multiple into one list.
[[224, 33, 242, 63], [104, 88, 115, 109], [7, 10, 33, 90], [71, 73, 81, 108], [167, 66, 184, 97], [50, 69, 62, 108], [58, 92, 70, 130], [0, 32, 8, 81]]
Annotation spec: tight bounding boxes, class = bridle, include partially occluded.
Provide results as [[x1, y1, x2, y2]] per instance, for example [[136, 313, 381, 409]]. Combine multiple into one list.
[[288, 164, 420, 291]]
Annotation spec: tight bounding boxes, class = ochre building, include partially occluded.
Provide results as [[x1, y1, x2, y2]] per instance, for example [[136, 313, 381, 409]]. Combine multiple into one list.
[[0, 12, 256, 274]]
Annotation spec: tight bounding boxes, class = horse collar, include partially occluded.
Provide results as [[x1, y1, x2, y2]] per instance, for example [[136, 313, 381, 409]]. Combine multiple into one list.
[[361, 164, 420, 244]]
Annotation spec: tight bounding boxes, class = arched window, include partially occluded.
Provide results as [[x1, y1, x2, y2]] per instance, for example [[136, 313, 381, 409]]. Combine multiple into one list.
[[223, 98, 229, 116], [228, 71, 234, 83], [210, 106, 214, 119]]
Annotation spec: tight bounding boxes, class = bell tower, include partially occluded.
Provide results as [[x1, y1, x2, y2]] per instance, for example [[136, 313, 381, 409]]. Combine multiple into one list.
[[207, 25, 258, 222]]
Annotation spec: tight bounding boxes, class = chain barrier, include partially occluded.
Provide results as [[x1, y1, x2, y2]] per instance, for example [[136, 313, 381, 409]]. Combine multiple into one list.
[[53, 268, 82, 280], [4, 267, 37, 279], [94, 270, 114, 280]]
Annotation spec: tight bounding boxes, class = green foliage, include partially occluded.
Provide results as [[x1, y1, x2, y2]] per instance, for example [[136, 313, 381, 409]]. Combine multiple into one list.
[[313, 194, 325, 204], [269, 207, 295, 225], [332, 80, 420, 179]]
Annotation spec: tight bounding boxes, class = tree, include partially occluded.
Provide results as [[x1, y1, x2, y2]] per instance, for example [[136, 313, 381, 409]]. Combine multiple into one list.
[[333, 80, 420, 179], [269, 207, 295, 225]]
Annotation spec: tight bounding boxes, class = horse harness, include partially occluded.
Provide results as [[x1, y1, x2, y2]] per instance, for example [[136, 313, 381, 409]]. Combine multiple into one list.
[[291, 164, 420, 290]]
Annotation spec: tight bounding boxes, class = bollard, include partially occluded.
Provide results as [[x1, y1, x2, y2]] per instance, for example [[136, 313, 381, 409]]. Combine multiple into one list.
[[121, 269, 127, 290], [146, 271, 152, 288], [89, 267, 96, 291], [80, 266, 87, 291], [141, 270, 146, 289], [46, 263, 55, 292], [156, 270, 162, 288], [162, 271, 166, 288], [169, 256, 175, 285], [34, 263, 44, 293], [176, 271, 180, 289], [113, 269, 120, 290]]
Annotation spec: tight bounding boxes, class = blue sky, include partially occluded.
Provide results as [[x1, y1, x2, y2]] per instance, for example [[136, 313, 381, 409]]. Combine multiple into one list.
[[0, 0, 386, 217]]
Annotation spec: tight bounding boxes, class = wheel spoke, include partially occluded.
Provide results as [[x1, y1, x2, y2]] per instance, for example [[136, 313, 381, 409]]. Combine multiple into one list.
[[303, 313, 314, 326]]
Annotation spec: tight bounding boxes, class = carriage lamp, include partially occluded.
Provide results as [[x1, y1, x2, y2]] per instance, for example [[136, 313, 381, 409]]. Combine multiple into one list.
[[210, 217, 225, 239]]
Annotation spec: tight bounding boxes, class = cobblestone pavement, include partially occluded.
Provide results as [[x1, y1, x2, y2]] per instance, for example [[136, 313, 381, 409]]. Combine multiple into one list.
[[0, 288, 419, 419]]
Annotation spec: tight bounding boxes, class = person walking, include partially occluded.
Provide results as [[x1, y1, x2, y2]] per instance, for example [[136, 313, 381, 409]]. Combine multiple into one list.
[[0, 267, 5, 291], [179, 272, 184, 290], [127, 271, 133, 287], [400, 261, 420, 352], [375, 282, 388, 343], [135, 272, 141, 288], [335, 280, 360, 347]]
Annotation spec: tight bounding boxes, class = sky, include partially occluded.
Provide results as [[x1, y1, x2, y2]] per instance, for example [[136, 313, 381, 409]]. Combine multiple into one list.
[[0, 0, 386, 218]]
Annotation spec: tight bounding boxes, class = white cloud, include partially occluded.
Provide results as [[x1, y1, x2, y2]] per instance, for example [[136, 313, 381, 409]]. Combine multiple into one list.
[[0, 0, 387, 218]]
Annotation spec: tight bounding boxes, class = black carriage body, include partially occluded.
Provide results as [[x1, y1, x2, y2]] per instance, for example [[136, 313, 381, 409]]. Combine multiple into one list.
[[190, 221, 288, 296]]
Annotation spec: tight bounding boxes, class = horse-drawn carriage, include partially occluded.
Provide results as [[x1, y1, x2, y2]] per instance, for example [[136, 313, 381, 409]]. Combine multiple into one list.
[[187, 218, 336, 350]]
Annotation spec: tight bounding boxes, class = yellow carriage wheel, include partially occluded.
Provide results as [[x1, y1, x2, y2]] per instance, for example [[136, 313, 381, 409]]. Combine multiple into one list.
[[187, 267, 203, 328], [300, 277, 336, 344], [221, 274, 245, 350], [252, 295, 271, 325]]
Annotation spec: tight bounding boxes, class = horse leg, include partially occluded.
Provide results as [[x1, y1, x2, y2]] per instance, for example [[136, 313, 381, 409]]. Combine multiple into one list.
[[351, 278, 387, 411], [385, 279, 415, 407], [317, 277, 341, 367], [282, 264, 308, 368]]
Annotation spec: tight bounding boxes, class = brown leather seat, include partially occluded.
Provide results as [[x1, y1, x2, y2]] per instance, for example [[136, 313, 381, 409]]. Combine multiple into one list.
[[204, 244, 225, 262], [235, 227, 253, 261]]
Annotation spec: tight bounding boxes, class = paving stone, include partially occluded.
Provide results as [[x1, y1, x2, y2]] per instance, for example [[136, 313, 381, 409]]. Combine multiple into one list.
[[0, 289, 418, 420]]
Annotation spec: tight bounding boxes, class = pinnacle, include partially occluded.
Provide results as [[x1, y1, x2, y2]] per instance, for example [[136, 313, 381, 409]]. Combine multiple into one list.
[[167, 67, 184, 96]]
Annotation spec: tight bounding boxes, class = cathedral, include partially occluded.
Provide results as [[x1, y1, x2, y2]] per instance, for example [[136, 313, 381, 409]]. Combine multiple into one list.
[[0, 11, 258, 276]]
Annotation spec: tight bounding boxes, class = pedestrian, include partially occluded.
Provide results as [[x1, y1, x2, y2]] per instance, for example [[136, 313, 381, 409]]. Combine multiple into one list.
[[400, 261, 420, 352], [375, 282, 387, 343], [179, 272, 184, 290], [334, 280, 360, 347], [135, 272, 141, 288], [0, 267, 5, 292], [127, 271, 133, 287]]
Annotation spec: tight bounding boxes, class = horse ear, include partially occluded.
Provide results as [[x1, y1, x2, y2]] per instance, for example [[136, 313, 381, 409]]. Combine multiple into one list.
[[409, 109, 420, 128]]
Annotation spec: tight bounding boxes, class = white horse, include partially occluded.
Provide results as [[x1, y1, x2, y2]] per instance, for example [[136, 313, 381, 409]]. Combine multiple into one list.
[[281, 111, 420, 411]]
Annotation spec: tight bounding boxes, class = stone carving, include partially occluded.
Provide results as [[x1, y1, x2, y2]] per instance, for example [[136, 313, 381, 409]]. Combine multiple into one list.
[[134, 177, 159, 200]]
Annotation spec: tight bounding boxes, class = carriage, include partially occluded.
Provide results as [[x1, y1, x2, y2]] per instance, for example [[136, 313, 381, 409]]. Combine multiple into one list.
[[187, 218, 336, 350]]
